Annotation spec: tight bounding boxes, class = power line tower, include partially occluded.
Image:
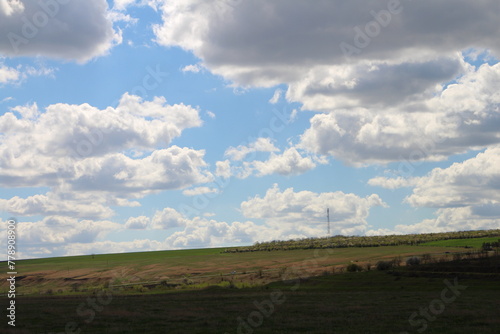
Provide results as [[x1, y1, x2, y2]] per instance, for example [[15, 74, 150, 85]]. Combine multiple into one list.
[[327, 208, 330, 236]]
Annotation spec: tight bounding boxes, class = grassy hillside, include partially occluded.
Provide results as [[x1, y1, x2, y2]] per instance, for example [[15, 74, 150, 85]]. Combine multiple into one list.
[[1, 245, 474, 296]]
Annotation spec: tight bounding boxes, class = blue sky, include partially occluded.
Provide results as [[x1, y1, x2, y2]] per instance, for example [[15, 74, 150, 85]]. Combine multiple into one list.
[[1, 0, 499, 259]]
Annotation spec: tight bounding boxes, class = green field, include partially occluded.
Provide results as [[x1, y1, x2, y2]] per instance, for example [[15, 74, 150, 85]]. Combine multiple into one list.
[[421, 237, 500, 248], [1, 245, 474, 296]]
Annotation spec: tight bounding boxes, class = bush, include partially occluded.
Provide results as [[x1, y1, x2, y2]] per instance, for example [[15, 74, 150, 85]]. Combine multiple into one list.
[[346, 263, 363, 272], [376, 261, 393, 271], [406, 257, 421, 266]]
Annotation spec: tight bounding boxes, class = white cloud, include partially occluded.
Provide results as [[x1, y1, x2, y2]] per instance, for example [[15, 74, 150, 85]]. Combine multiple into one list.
[[215, 160, 231, 179], [164, 218, 260, 249], [0, 64, 19, 83], [70, 146, 211, 196], [113, 0, 162, 11], [0, 216, 120, 248], [151, 207, 188, 229], [368, 206, 500, 236], [248, 147, 322, 177], [0, 94, 204, 187], [269, 88, 283, 104], [224, 138, 327, 178], [181, 64, 201, 73], [406, 146, 500, 208], [0, 193, 114, 219], [0, 62, 56, 86], [241, 184, 387, 236], [182, 186, 218, 196], [299, 62, 500, 165], [125, 215, 150, 229], [368, 176, 419, 189], [0, 94, 210, 221], [225, 137, 279, 161], [0, 0, 24, 16], [367, 146, 500, 235], [0, 0, 120, 63]]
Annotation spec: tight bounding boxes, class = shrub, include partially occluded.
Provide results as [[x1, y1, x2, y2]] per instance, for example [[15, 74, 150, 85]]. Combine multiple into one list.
[[406, 257, 421, 266], [376, 261, 393, 271], [346, 263, 363, 272]]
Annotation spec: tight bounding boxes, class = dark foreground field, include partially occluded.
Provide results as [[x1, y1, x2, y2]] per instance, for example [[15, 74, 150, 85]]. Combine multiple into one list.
[[7, 265, 500, 334]]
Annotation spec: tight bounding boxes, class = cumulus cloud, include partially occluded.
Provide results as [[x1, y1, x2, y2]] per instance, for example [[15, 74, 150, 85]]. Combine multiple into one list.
[[368, 176, 419, 189], [224, 138, 326, 178], [225, 137, 279, 161], [0, 63, 19, 83], [248, 147, 323, 177], [215, 159, 231, 179], [164, 218, 259, 249], [0, 94, 204, 187], [367, 146, 500, 234], [153, 0, 500, 87], [152, 0, 500, 165], [70, 146, 211, 195], [241, 184, 387, 236], [125, 215, 150, 229], [0, 62, 54, 85], [182, 186, 218, 196], [368, 206, 500, 236], [0, 0, 120, 62], [151, 207, 188, 229], [0, 193, 114, 219], [405, 146, 500, 208], [0, 94, 210, 221], [0, 216, 120, 249], [299, 62, 500, 164]]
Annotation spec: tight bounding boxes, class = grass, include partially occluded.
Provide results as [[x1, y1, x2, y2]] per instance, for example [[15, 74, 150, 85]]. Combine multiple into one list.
[[420, 237, 500, 248]]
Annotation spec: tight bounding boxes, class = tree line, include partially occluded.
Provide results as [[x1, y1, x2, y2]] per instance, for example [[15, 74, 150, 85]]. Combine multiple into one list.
[[223, 229, 500, 253]]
